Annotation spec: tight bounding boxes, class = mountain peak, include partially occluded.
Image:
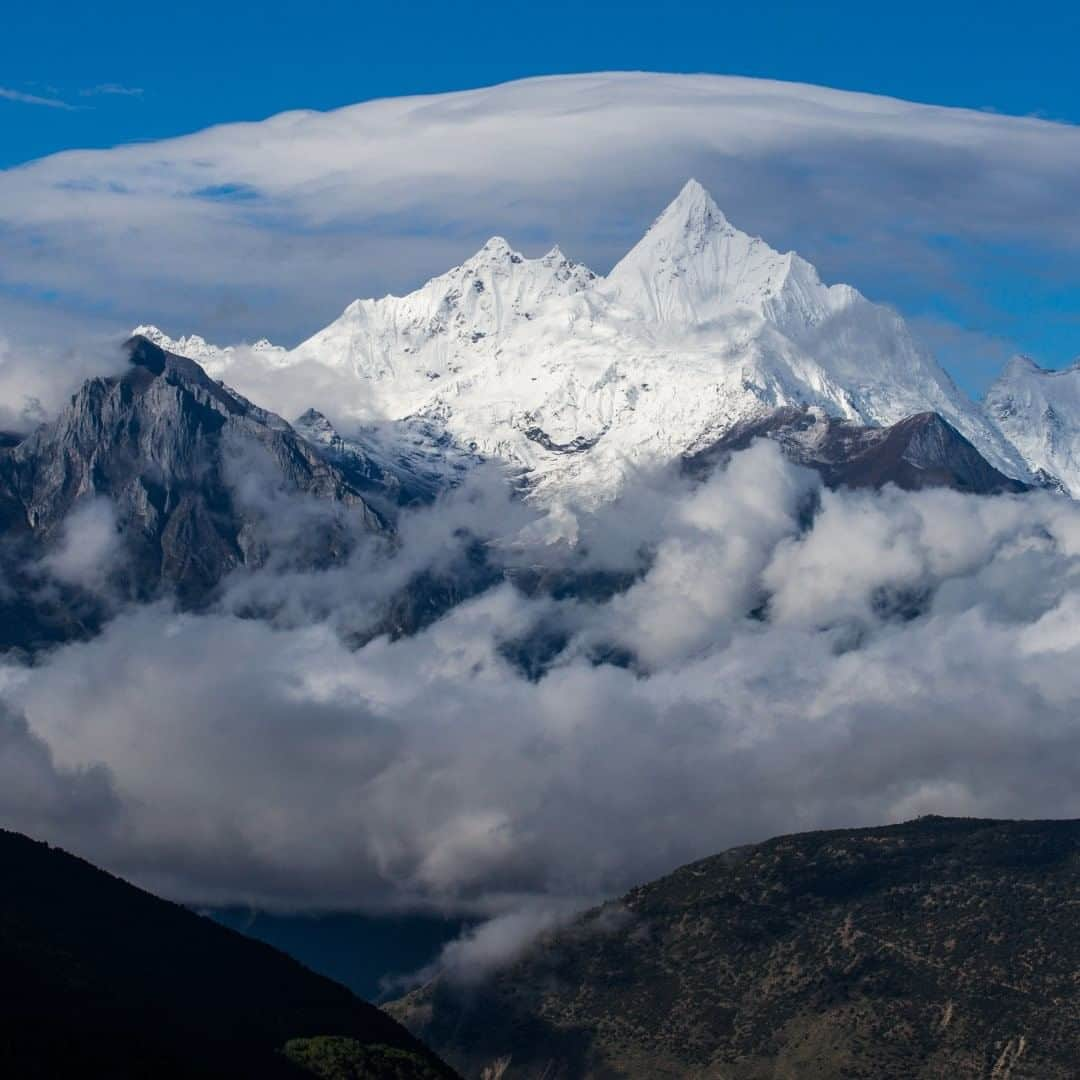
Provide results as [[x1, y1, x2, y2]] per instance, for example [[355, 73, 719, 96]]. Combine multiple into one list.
[[607, 180, 817, 324], [295, 407, 337, 441], [126, 323, 260, 380], [131, 324, 174, 349], [623, 179, 734, 268], [131, 185, 1033, 501], [463, 236, 521, 267], [996, 354, 1080, 382], [1001, 354, 1045, 378], [653, 177, 730, 236]]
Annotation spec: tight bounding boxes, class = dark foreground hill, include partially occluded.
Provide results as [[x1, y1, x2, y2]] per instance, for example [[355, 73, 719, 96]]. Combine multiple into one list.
[[0, 829, 458, 1079], [390, 817, 1080, 1079]]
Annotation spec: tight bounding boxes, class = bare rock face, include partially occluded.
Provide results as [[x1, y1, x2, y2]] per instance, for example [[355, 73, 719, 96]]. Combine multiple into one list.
[[0, 336, 388, 614], [390, 817, 1080, 1080]]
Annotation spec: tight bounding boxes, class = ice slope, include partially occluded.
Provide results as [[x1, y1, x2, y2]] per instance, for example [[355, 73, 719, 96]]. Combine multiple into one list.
[[984, 356, 1080, 495], [136, 180, 1032, 502]]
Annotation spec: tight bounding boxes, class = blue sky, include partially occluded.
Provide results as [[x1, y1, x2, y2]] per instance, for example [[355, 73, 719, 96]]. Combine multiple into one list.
[[1, 2, 1078, 392], [3, 0, 1078, 168]]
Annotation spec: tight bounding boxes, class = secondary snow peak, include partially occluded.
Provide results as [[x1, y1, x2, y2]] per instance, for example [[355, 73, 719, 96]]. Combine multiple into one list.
[[469, 235, 520, 263], [1002, 354, 1044, 377], [985, 356, 1080, 495]]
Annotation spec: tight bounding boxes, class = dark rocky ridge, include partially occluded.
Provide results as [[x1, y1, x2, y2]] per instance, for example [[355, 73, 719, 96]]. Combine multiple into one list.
[[390, 817, 1080, 1079], [524, 427, 606, 455], [0, 336, 389, 642], [684, 408, 1030, 495], [0, 828, 458, 1079]]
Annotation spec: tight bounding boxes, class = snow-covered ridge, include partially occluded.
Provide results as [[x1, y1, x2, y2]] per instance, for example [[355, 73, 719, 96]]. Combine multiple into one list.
[[985, 356, 1080, 496], [286, 238, 597, 413], [131, 324, 287, 379], [135, 180, 1044, 501]]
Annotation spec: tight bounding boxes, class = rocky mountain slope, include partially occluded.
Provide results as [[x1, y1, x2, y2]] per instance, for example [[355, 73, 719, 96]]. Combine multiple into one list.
[[390, 817, 1080, 1079], [0, 336, 389, 623], [137, 180, 1039, 503], [0, 828, 457, 1079], [292, 407, 477, 506]]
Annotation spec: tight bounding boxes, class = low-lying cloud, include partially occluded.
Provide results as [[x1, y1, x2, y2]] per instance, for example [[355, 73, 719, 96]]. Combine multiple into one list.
[[43, 498, 122, 591], [0, 335, 127, 433], [3, 442, 1080, 946]]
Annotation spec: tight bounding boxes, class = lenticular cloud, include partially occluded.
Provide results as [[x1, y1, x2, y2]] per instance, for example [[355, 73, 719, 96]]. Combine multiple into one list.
[[3, 73, 1079, 366]]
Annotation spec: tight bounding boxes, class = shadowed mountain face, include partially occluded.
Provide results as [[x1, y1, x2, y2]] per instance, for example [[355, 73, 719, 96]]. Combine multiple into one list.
[[0, 829, 458, 1079], [390, 817, 1080, 1079], [684, 408, 1030, 495], [0, 337, 390, 646]]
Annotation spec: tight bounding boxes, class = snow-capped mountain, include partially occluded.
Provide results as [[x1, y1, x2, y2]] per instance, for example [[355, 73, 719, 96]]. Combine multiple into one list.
[[131, 327, 287, 373], [604, 181, 859, 331], [984, 356, 1080, 496], [138, 180, 1035, 502], [289, 237, 597, 403]]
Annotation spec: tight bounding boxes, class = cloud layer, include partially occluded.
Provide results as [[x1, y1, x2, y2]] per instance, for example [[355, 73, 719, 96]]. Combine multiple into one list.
[[3, 443, 1080, 935], [2, 73, 1079, 387]]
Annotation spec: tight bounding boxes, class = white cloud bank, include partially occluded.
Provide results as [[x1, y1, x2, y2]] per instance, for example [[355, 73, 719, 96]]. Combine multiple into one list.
[[3, 444, 1080, 927], [2, 73, 1079, 378]]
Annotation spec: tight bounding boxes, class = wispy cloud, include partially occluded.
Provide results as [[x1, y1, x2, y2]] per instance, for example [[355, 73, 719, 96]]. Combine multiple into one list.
[[0, 85, 79, 110], [79, 83, 143, 98]]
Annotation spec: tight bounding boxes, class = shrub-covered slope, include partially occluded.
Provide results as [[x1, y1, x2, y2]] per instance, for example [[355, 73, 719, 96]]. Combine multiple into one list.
[[391, 817, 1080, 1079]]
